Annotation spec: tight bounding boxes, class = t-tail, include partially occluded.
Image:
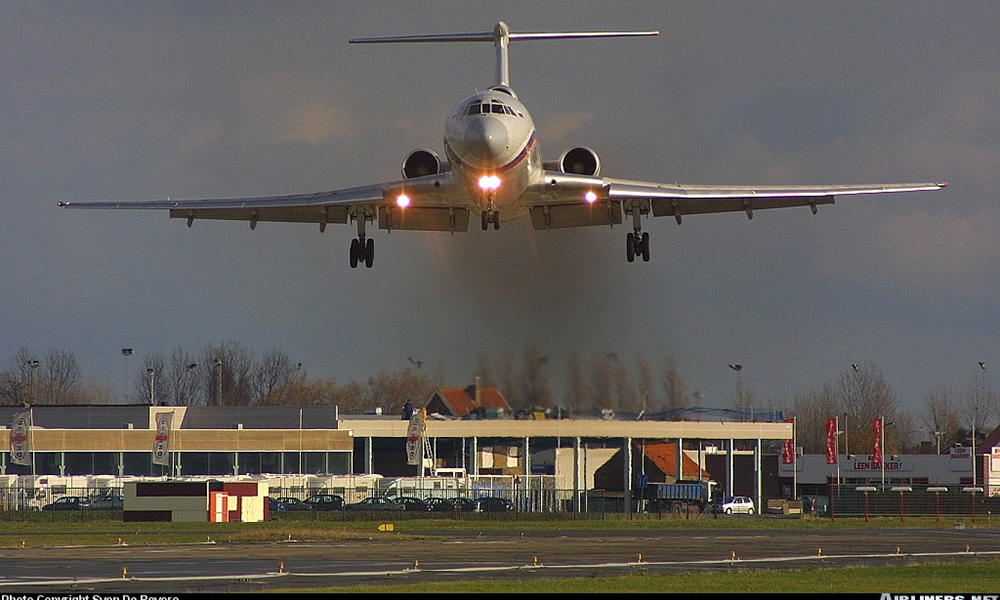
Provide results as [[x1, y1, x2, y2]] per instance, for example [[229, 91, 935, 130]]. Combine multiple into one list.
[[350, 21, 659, 87]]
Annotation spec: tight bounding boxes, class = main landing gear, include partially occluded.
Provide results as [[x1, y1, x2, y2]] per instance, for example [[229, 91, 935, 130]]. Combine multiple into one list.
[[624, 200, 650, 263], [350, 236, 374, 268], [349, 212, 375, 268], [627, 231, 650, 263]]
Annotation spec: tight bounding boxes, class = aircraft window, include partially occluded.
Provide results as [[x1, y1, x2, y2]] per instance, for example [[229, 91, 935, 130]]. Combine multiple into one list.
[[491, 103, 505, 114], [466, 103, 481, 115], [503, 106, 514, 115]]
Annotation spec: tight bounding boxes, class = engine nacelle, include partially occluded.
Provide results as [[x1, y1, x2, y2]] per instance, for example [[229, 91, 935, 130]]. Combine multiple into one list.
[[401, 149, 448, 179], [554, 146, 601, 177]]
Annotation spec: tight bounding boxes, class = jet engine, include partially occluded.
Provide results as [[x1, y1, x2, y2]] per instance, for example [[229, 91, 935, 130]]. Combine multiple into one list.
[[553, 146, 601, 176], [401, 149, 449, 179]]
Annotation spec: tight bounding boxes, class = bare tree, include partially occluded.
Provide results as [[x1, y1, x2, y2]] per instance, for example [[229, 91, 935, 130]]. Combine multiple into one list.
[[660, 356, 688, 414], [837, 362, 898, 455], [590, 354, 613, 410], [366, 369, 435, 414], [199, 341, 256, 406], [923, 387, 962, 451], [965, 368, 996, 436], [40, 348, 81, 405], [252, 348, 302, 405], [636, 356, 655, 415], [563, 352, 591, 415], [497, 348, 520, 408], [165, 347, 200, 406], [520, 344, 552, 409], [135, 352, 167, 405], [609, 355, 637, 413], [475, 354, 497, 388]]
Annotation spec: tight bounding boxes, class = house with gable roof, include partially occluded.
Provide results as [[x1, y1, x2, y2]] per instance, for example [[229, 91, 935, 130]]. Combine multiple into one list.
[[423, 381, 512, 419]]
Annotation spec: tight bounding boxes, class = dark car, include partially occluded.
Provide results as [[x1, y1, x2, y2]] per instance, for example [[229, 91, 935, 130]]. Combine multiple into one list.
[[452, 497, 477, 512], [89, 491, 124, 510], [344, 496, 404, 511], [302, 494, 345, 511], [41, 496, 92, 511], [424, 497, 459, 512], [395, 496, 431, 511], [272, 496, 312, 511], [475, 496, 515, 512]]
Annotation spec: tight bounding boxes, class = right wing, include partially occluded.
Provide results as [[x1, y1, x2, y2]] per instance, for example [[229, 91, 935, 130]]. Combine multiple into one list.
[[58, 173, 472, 233], [525, 173, 946, 229]]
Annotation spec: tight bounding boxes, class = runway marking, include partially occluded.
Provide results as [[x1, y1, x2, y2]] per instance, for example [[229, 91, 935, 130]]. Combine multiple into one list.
[[3, 548, 999, 588]]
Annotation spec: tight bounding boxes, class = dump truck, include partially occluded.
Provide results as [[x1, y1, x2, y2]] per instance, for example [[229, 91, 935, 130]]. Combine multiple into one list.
[[648, 480, 717, 514]]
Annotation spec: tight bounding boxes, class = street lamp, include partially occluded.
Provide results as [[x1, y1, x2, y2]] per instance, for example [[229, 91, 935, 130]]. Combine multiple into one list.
[[147, 368, 155, 405], [213, 358, 223, 405], [121, 348, 134, 403], [25, 359, 39, 405]]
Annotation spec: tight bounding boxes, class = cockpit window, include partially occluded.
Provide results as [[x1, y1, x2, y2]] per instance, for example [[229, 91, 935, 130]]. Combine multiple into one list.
[[466, 99, 521, 117], [491, 103, 505, 114], [466, 103, 482, 115]]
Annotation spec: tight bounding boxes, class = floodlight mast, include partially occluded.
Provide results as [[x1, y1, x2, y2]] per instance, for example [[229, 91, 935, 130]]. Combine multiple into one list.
[[350, 21, 660, 87]]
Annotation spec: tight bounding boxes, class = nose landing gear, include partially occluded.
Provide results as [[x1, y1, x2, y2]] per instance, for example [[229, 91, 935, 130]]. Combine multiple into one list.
[[481, 209, 500, 231]]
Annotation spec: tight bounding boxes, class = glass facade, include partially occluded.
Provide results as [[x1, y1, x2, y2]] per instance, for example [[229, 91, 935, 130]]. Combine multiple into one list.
[[0, 451, 351, 477]]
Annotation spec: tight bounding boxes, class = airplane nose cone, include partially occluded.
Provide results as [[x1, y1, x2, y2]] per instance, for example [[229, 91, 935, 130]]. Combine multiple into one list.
[[465, 117, 508, 159]]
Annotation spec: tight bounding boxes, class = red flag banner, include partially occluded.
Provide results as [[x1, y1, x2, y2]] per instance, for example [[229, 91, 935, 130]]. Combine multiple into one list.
[[782, 418, 795, 464], [825, 418, 838, 464], [872, 418, 883, 463]]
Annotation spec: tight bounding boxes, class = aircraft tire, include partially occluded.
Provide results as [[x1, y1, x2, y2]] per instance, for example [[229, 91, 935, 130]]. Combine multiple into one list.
[[626, 233, 635, 262], [350, 239, 360, 268], [365, 238, 374, 268], [493, 211, 500, 230], [641, 232, 650, 262], [481, 211, 489, 231]]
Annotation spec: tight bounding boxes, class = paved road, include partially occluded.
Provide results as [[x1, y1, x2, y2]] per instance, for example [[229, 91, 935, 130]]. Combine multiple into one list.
[[2, 528, 999, 593]]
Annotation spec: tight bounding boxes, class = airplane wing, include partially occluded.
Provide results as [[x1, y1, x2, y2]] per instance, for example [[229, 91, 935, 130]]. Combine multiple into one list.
[[57, 174, 470, 232], [527, 172, 946, 229]]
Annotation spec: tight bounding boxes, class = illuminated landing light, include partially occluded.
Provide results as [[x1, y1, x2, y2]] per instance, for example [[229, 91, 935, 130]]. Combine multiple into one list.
[[396, 194, 410, 208], [478, 175, 502, 191], [584, 190, 598, 203]]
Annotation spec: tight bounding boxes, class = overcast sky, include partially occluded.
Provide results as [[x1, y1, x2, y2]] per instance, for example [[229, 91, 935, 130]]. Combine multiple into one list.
[[2, 2, 997, 424]]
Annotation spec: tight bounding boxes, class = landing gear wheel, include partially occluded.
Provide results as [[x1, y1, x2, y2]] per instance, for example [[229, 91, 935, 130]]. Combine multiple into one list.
[[364, 237, 374, 268], [626, 233, 635, 262], [349, 238, 360, 268], [481, 210, 489, 231], [493, 211, 500, 230], [641, 232, 650, 262]]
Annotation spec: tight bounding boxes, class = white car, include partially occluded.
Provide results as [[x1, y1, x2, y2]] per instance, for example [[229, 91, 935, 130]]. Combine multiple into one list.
[[719, 496, 755, 514]]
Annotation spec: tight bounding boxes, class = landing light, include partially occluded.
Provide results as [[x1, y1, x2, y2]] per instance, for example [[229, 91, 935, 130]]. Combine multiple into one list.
[[584, 190, 598, 203], [396, 194, 410, 208], [478, 175, 501, 191]]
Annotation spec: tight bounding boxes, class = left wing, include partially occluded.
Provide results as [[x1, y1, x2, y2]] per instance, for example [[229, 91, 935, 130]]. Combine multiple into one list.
[[527, 173, 946, 229], [58, 173, 469, 232]]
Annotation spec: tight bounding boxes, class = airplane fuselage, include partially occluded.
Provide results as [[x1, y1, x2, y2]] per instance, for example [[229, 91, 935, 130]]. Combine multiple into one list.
[[443, 86, 541, 221]]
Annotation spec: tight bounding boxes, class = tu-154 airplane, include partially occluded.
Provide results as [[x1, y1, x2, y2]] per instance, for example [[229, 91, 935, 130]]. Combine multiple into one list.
[[59, 22, 946, 268]]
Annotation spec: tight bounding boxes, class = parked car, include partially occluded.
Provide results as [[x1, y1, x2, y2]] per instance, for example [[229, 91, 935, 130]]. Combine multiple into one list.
[[719, 496, 755, 514], [395, 496, 431, 511], [302, 494, 345, 511], [271, 497, 312, 511], [452, 497, 477, 512], [41, 496, 92, 511], [344, 496, 404, 511], [425, 497, 459, 512], [475, 496, 515, 512], [89, 491, 124, 510]]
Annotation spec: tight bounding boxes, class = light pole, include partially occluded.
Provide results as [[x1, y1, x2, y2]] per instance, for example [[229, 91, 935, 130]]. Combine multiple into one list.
[[973, 361, 985, 488], [147, 368, 155, 405], [121, 348, 134, 403], [728, 364, 744, 420], [213, 358, 223, 405], [933, 430, 944, 455], [26, 359, 39, 405]]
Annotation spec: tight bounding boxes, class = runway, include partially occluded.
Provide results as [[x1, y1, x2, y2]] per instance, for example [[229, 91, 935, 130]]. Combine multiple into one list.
[[2, 528, 999, 593]]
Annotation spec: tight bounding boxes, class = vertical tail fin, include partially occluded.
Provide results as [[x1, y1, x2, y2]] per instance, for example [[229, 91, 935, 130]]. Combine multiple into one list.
[[350, 21, 658, 87]]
